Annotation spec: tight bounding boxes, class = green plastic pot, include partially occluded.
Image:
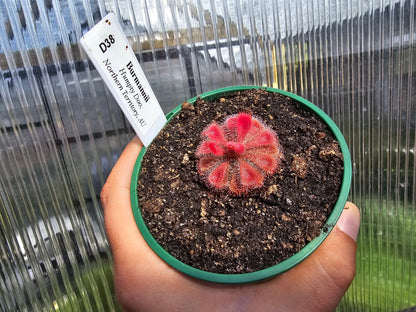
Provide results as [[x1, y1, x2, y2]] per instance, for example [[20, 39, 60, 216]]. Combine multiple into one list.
[[131, 85, 352, 284]]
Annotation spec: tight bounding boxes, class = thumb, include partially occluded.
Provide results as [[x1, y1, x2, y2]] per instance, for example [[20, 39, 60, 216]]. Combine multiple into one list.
[[308, 202, 360, 305], [252, 202, 360, 312], [336, 201, 360, 242], [290, 202, 360, 311]]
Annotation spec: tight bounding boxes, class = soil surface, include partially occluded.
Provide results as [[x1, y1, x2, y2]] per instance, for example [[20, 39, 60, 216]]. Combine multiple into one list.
[[137, 88, 343, 274]]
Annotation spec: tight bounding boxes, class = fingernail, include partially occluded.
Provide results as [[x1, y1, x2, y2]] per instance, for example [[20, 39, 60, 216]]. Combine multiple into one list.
[[132, 135, 143, 147], [337, 205, 360, 242]]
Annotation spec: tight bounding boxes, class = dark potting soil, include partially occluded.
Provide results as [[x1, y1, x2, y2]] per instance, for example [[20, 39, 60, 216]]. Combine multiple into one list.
[[137, 88, 344, 274]]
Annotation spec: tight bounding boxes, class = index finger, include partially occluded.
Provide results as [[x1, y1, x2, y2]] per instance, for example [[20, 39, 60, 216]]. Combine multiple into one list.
[[100, 136, 154, 258], [100, 135, 142, 221], [106, 136, 143, 189]]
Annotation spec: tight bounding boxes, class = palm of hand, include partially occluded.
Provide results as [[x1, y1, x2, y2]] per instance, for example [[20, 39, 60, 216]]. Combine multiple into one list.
[[101, 137, 359, 312]]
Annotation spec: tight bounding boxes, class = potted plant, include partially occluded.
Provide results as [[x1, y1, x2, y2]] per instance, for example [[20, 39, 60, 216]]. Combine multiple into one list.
[[130, 86, 351, 284]]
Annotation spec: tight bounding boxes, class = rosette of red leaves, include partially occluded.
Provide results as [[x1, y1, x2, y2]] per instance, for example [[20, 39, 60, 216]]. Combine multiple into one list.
[[196, 112, 283, 195]]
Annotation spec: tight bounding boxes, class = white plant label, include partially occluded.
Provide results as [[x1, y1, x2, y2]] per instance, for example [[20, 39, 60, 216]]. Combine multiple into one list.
[[80, 12, 166, 147]]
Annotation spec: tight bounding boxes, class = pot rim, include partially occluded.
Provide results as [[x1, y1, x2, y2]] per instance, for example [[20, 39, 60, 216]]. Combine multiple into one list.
[[130, 85, 352, 284]]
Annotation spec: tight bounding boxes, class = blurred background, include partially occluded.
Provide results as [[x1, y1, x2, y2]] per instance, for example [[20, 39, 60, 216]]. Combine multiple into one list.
[[0, 0, 415, 311]]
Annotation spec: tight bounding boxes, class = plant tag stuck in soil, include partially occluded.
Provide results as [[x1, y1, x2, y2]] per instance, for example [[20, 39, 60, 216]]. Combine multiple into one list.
[[80, 12, 166, 146]]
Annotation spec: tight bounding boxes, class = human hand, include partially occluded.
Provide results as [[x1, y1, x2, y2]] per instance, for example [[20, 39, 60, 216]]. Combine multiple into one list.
[[101, 136, 360, 312]]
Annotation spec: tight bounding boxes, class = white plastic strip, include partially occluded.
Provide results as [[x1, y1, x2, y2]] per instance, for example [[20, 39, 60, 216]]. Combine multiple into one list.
[[80, 12, 166, 146]]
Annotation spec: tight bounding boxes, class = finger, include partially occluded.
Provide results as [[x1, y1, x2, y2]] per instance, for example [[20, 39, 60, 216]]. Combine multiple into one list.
[[105, 135, 143, 189], [100, 136, 161, 265], [249, 202, 360, 312], [100, 135, 143, 245], [337, 201, 360, 241]]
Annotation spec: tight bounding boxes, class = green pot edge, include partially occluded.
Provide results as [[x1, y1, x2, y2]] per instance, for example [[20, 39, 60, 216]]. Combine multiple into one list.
[[130, 85, 352, 284]]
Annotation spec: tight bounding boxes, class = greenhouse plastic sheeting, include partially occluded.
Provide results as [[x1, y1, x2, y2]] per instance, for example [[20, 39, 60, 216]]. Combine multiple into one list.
[[0, 0, 415, 311]]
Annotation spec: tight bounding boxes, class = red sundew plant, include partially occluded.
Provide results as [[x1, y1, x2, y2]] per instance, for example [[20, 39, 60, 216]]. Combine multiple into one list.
[[196, 112, 283, 195]]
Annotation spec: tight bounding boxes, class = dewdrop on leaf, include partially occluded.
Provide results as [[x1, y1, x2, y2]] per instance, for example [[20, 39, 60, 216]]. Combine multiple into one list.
[[196, 113, 283, 195]]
